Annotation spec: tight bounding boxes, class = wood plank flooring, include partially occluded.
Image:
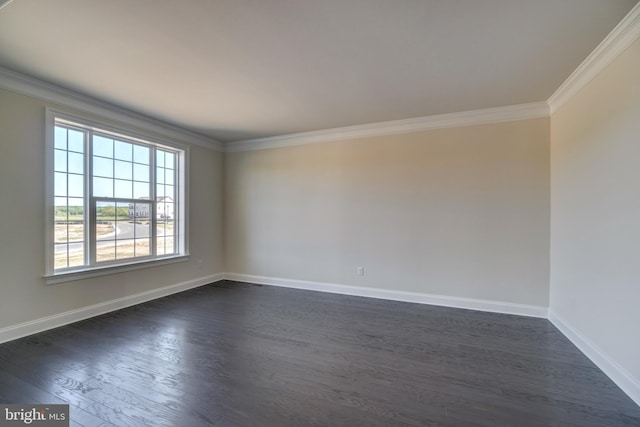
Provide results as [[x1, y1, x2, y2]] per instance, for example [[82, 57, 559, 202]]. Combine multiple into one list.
[[0, 280, 639, 426]]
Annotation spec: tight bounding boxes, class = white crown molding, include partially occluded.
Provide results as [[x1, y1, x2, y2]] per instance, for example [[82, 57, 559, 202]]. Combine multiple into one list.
[[225, 102, 550, 152], [223, 273, 549, 318], [548, 2, 640, 114], [0, 273, 224, 344], [0, 67, 224, 151], [549, 311, 640, 407]]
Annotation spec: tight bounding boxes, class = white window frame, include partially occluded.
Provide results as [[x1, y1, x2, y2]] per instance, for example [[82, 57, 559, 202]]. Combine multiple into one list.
[[45, 108, 189, 284]]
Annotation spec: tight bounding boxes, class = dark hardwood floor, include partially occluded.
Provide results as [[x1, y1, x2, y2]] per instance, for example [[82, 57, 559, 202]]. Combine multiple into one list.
[[0, 281, 638, 427]]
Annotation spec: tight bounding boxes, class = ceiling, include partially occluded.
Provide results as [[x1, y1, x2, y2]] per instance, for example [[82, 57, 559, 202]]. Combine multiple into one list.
[[0, 0, 637, 142]]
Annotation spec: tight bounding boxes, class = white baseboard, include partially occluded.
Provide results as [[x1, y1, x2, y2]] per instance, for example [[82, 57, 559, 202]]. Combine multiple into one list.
[[549, 310, 640, 407], [222, 273, 548, 318], [0, 273, 224, 344]]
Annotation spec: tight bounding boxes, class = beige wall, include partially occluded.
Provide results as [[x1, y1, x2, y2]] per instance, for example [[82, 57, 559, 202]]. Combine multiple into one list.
[[225, 118, 550, 306], [550, 38, 640, 382], [0, 88, 224, 330]]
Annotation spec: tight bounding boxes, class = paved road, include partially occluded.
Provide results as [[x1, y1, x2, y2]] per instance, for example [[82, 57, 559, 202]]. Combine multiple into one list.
[[98, 220, 151, 240], [55, 221, 150, 253]]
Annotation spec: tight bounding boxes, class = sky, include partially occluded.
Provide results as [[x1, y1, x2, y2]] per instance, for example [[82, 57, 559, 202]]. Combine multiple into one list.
[[54, 126, 175, 209]]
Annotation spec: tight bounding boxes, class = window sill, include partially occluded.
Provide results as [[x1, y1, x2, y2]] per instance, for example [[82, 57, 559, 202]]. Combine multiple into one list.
[[44, 254, 190, 285]]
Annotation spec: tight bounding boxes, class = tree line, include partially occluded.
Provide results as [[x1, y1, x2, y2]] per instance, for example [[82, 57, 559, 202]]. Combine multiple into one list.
[[55, 206, 130, 218]]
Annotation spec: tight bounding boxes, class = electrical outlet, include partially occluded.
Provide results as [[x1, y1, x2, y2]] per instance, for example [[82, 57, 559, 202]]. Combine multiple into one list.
[[357, 266, 364, 276]]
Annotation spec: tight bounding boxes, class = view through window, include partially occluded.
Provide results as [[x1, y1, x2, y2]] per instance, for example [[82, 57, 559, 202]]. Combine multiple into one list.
[[50, 115, 186, 274]]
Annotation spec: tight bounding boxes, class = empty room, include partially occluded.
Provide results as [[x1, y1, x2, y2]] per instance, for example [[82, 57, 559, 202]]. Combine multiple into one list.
[[1, 1, 639, 426]]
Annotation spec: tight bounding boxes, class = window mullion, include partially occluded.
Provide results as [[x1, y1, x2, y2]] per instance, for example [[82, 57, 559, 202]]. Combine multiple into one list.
[[171, 155, 178, 254], [65, 134, 70, 268], [87, 130, 96, 267], [150, 147, 157, 257]]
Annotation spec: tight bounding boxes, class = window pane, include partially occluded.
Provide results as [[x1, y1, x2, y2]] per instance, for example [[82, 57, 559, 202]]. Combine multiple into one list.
[[54, 191, 85, 269], [114, 221, 125, 239], [164, 152, 175, 170], [68, 151, 84, 174], [116, 239, 136, 259], [134, 238, 150, 257], [68, 173, 84, 197], [68, 197, 84, 222], [130, 202, 150, 219], [165, 219, 175, 237], [54, 197, 67, 220], [162, 202, 174, 219], [96, 201, 116, 242], [54, 244, 69, 269], [133, 181, 150, 199], [93, 177, 113, 197], [156, 150, 165, 168], [114, 160, 132, 180], [93, 156, 113, 178], [164, 185, 174, 201], [65, 221, 84, 244], [115, 201, 129, 228], [165, 170, 174, 185], [96, 240, 116, 262], [94, 197, 157, 260], [134, 145, 149, 164], [119, 204, 130, 219], [54, 149, 67, 172], [54, 172, 67, 196], [96, 200, 116, 215], [114, 141, 133, 161], [54, 127, 67, 150], [156, 167, 165, 184], [156, 220, 166, 237], [157, 201, 165, 219], [157, 221, 169, 255], [93, 135, 113, 158], [156, 238, 166, 256], [68, 130, 84, 153], [157, 235, 174, 255], [114, 179, 132, 199], [134, 217, 150, 237], [54, 214, 68, 244], [156, 184, 165, 198], [96, 224, 115, 241], [67, 246, 85, 267], [133, 163, 149, 182]]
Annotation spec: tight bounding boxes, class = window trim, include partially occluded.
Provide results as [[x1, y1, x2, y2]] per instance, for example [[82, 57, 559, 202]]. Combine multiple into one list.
[[44, 108, 190, 283]]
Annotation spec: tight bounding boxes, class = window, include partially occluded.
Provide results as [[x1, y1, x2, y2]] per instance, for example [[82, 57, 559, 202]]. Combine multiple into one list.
[[46, 110, 188, 281]]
